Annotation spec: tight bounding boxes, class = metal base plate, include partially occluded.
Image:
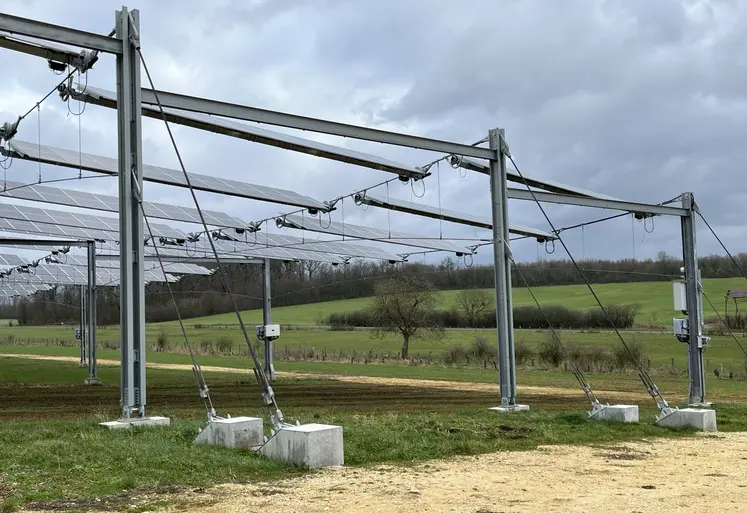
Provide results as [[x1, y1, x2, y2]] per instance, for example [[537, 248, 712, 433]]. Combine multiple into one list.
[[84, 377, 103, 385], [488, 404, 530, 414], [99, 416, 171, 430]]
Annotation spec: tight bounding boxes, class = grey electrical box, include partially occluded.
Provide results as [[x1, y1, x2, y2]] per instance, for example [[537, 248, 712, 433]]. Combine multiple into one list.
[[673, 282, 687, 311], [673, 318, 688, 343], [256, 324, 280, 340]]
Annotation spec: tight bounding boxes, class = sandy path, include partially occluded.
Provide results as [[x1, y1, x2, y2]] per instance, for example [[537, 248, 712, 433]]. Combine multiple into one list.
[[163, 432, 747, 513], [0, 352, 647, 400]]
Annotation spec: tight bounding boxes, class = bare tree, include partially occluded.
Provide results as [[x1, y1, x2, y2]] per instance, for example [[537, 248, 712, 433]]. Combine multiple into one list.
[[369, 275, 444, 359], [456, 288, 492, 326], [304, 260, 322, 281]]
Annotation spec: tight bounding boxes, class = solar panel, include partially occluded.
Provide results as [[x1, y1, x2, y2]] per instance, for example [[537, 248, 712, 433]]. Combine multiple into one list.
[[4, 140, 329, 212], [277, 213, 474, 254], [357, 193, 556, 241], [192, 241, 347, 264], [0, 180, 245, 229], [448, 156, 622, 201], [0, 217, 116, 241], [70, 85, 427, 180], [0, 281, 48, 296], [51, 253, 212, 276], [0, 253, 28, 268], [0, 200, 185, 239], [198, 229, 404, 261]]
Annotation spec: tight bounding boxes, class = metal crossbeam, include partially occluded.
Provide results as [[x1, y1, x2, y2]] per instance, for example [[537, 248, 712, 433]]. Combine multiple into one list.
[[67, 85, 429, 179], [133, 87, 495, 160], [356, 192, 556, 241], [0, 12, 121, 54], [0, 30, 97, 70], [507, 188, 687, 217]]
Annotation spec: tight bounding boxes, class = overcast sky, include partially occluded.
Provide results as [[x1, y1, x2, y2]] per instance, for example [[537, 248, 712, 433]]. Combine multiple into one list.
[[1, 0, 746, 268]]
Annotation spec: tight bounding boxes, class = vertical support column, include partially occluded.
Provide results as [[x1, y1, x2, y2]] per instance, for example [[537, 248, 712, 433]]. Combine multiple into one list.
[[85, 240, 101, 385], [116, 7, 146, 418], [498, 129, 517, 401], [681, 192, 707, 405], [262, 258, 276, 381], [488, 128, 526, 412], [79, 284, 86, 368]]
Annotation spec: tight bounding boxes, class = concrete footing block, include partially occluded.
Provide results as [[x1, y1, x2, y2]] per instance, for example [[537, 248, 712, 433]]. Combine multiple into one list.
[[488, 404, 530, 414], [656, 408, 717, 432], [589, 404, 639, 423], [259, 423, 344, 468], [194, 417, 264, 449], [100, 416, 171, 430], [83, 377, 102, 386]]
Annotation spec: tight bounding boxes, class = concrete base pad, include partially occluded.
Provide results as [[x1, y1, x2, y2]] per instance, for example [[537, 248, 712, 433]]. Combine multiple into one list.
[[259, 423, 343, 468], [656, 408, 717, 432], [194, 417, 264, 449], [488, 404, 530, 414], [100, 416, 171, 430], [589, 404, 639, 423], [84, 377, 103, 386]]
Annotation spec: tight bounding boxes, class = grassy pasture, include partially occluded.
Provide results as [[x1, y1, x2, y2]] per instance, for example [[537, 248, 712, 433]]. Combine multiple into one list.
[[3, 356, 747, 511]]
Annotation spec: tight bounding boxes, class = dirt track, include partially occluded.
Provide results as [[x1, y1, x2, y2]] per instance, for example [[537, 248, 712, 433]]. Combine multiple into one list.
[[0, 352, 647, 401], [161, 432, 747, 513]]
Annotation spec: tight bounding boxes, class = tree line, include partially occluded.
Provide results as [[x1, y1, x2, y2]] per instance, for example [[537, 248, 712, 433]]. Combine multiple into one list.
[[2, 250, 746, 326]]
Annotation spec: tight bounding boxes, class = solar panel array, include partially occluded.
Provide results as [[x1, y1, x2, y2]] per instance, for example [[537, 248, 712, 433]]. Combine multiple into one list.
[[0, 217, 114, 241], [0, 253, 28, 268], [358, 193, 556, 240], [0, 180, 246, 228], [0, 199, 185, 239], [0, 282, 48, 296], [278, 214, 474, 254], [5, 139, 328, 211], [55, 254, 212, 275], [205, 229, 403, 261], [5, 264, 179, 286], [143, 241, 348, 265], [73, 85, 427, 180]]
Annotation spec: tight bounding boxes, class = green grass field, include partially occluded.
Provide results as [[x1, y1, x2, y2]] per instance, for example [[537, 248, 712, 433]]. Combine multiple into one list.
[[148, 277, 746, 327], [3, 356, 747, 511], [3, 277, 747, 510]]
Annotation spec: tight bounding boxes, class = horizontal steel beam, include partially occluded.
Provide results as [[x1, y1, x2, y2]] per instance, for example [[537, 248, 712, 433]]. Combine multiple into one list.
[[506, 188, 688, 217], [0, 13, 121, 54], [0, 237, 93, 247], [0, 31, 95, 70], [136, 87, 494, 160], [94, 253, 264, 265]]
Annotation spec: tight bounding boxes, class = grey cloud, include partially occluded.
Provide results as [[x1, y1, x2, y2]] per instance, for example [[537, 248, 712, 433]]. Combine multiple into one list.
[[0, 0, 745, 267]]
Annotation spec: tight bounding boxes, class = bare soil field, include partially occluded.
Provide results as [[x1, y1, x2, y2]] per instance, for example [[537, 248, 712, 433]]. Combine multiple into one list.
[[159, 432, 747, 513]]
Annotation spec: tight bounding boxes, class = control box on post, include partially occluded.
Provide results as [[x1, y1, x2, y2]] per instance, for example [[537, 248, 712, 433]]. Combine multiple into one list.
[[256, 324, 280, 341]]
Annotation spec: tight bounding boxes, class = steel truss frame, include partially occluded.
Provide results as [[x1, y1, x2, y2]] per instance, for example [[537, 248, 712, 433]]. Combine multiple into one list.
[[0, 7, 708, 416], [0, 237, 101, 385]]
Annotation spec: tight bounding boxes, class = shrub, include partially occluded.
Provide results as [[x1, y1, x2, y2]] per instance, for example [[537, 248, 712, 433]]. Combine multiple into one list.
[[612, 339, 646, 369], [200, 340, 214, 354], [470, 336, 493, 360], [324, 303, 638, 330], [155, 329, 169, 352], [567, 344, 612, 371], [514, 339, 534, 365], [441, 344, 466, 365], [538, 332, 564, 367], [216, 336, 233, 355]]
